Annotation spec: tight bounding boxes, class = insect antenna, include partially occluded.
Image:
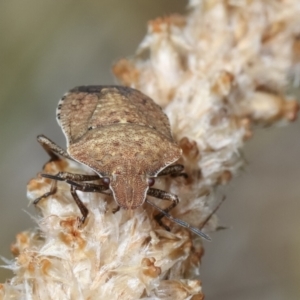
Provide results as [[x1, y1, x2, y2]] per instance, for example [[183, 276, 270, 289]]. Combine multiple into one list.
[[146, 199, 211, 241], [42, 173, 65, 181], [199, 195, 226, 229]]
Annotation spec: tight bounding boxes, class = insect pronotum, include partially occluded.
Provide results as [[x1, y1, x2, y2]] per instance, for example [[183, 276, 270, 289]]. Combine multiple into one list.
[[34, 86, 210, 240]]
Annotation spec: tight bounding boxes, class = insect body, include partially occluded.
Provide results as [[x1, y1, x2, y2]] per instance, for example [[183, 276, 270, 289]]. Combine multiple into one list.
[[35, 86, 210, 240]]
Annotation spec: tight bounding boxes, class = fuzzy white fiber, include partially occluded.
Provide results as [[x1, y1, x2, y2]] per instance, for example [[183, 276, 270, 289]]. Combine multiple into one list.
[[1, 1, 299, 299]]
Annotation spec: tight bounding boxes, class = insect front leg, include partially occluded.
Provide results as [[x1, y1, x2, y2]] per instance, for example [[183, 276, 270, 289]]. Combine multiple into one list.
[[147, 188, 179, 231], [33, 173, 100, 204], [33, 180, 57, 205], [66, 180, 109, 225], [37, 134, 73, 161], [146, 189, 212, 240], [70, 185, 89, 225], [157, 164, 187, 178], [34, 173, 106, 224], [42, 172, 100, 182], [146, 199, 211, 240]]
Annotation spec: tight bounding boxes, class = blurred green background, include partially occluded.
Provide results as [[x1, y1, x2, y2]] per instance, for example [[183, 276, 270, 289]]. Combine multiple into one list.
[[0, 1, 300, 299]]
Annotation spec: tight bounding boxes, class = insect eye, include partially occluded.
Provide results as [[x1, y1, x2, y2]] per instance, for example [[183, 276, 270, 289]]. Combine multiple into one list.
[[147, 178, 155, 187], [102, 177, 110, 186]]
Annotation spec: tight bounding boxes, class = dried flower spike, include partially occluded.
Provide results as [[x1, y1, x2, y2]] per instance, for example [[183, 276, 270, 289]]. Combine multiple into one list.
[[2, 1, 300, 299]]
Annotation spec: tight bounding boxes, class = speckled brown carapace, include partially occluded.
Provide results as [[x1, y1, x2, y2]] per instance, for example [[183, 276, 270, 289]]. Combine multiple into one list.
[[56, 86, 182, 209]]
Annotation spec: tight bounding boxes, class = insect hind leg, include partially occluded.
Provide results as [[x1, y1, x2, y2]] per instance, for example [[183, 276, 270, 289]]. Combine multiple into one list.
[[37, 134, 73, 161]]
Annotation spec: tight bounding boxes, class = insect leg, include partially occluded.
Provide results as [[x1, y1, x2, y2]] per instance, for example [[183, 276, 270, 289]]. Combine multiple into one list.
[[42, 172, 100, 182], [70, 185, 89, 225], [33, 173, 99, 206], [67, 180, 109, 224], [37, 134, 73, 161], [157, 164, 187, 178], [33, 180, 57, 205], [146, 199, 211, 240], [65, 180, 108, 193], [147, 188, 179, 231]]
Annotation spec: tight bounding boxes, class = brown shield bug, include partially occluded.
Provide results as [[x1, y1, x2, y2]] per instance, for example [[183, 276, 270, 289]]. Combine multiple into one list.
[[34, 86, 210, 240]]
